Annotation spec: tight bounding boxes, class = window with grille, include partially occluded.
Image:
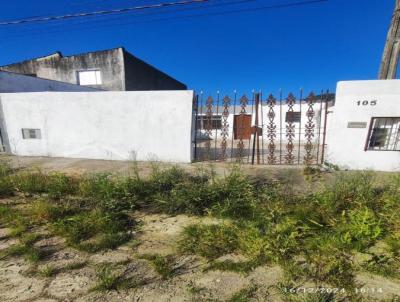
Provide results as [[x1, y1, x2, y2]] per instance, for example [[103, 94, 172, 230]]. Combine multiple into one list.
[[22, 128, 41, 139], [285, 111, 301, 123], [77, 70, 102, 86], [196, 115, 222, 130], [366, 117, 400, 151]]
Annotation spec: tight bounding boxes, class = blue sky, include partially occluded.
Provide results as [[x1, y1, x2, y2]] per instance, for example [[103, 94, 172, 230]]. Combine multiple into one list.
[[0, 0, 394, 96]]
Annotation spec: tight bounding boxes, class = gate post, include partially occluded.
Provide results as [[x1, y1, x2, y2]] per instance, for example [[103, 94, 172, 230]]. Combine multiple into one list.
[[251, 93, 261, 165], [320, 90, 330, 164]]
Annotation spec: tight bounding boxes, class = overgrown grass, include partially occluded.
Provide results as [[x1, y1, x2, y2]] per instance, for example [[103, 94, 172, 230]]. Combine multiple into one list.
[[178, 223, 239, 259], [92, 262, 144, 291], [0, 159, 399, 294], [205, 259, 258, 274], [363, 253, 400, 279], [1, 233, 44, 263], [38, 261, 88, 277], [52, 209, 133, 252], [139, 254, 176, 279], [227, 285, 258, 302]]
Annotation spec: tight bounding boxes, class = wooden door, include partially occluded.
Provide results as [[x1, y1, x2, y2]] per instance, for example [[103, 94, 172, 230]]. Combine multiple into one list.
[[233, 114, 252, 140]]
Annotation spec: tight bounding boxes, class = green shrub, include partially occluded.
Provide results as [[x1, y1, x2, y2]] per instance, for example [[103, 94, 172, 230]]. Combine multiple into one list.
[[179, 223, 239, 259], [79, 173, 121, 200], [304, 251, 355, 290], [78, 174, 136, 212], [52, 211, 97, 244], [46, 172, 79, 199], [29, 200, 75, 223], [314, 172, 380, 214], [92, 263, 121, 291], [385, 233, 400, 256], [363, 254, 400, 278], [237, 222, 271, 263], [338, 207, 382, 250], [157, 181, 216, 215], [210, 170, 258, 219], [52, 209, 133, 251], [12, 170, 48, 195], [0, 176, 14, 197], [0, 205, 30, 237], [0, 205, 14, 225], [267, 217, 304, 262], [149, 166, 189, 193], [0, 159, 12, 177]]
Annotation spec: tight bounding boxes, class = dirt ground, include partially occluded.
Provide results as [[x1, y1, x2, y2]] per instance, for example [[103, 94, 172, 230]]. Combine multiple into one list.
[[0, 155, 399, 301], [2, 154, 310, 177], [0, 209, 286, 302], [1, 210, 400, 302]]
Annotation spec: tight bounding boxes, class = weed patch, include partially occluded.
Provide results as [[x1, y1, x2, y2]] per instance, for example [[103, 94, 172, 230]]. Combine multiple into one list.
[[92, 262, 144, 291], [205, 259, 258, 274], [179, 223, 239, 259], [227, 285, 258, 302], [2, 233, 44, 263], [139, 254, 176, 279]]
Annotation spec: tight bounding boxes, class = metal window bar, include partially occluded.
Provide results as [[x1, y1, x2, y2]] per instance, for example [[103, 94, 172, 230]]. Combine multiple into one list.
[[367, 117, 400, 151]]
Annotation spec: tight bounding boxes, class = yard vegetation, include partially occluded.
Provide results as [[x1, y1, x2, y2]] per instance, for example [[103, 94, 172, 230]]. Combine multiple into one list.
[[0, 158, 399, 301]]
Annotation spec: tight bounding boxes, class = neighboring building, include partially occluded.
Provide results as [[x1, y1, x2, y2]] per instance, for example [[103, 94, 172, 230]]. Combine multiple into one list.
[[0, 47, 186, 91], [0, 71, 100, 93], [326, 80, 400, 171]]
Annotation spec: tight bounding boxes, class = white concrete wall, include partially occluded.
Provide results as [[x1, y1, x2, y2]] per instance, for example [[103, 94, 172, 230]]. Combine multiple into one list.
[[326, 80, 400, 172], [0, 71, 100, 93], [0, 91, 194, 163]]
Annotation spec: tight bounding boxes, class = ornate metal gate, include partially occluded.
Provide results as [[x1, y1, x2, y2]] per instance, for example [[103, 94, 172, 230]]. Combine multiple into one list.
[[193, 90, 332, 165]]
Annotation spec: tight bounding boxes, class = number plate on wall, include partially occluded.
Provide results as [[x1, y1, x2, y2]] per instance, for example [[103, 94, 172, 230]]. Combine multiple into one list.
[[347, 122, 367, 128]]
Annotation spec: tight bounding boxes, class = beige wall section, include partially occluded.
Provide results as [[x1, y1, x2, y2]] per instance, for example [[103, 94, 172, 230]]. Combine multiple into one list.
[[0, 91, 194, 163]]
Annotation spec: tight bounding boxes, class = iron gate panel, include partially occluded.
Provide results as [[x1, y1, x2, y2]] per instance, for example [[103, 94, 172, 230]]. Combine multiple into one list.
[[193, 90, 332, 165]]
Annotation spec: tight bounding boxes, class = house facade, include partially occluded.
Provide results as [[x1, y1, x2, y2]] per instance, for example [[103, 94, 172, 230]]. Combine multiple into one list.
[[0, 48, 186, 91], [326, 80, 400, 171]]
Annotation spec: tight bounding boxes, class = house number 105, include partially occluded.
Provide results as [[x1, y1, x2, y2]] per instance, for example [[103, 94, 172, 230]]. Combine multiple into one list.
[[357, 100, 377, 106]]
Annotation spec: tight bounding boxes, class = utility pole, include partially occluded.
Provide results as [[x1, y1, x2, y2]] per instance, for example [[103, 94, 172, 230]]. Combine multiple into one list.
[[379, 0, 400, 79]]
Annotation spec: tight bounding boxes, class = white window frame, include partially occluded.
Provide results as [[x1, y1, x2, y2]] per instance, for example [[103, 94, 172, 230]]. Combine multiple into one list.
[[77, 69, 102, 86]]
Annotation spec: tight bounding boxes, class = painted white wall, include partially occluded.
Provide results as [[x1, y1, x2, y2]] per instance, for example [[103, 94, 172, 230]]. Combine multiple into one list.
[[326, 80, 400, 172], [0, 71, 100, 93], [0, 91, 194, 163]]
